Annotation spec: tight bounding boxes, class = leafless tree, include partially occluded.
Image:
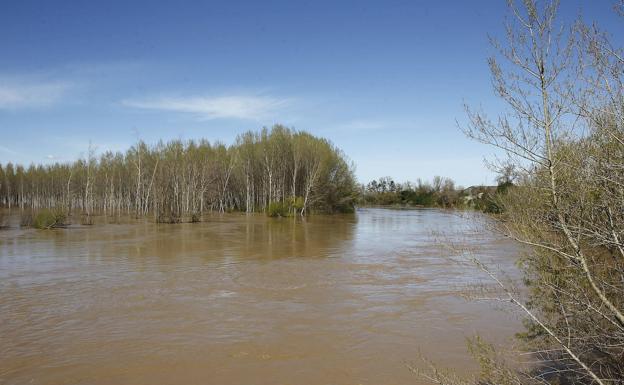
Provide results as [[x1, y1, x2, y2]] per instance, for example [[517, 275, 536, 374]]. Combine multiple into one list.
[[416, 1, 624, 384]]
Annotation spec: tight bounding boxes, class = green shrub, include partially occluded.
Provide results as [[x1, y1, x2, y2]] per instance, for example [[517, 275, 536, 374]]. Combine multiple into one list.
[[33, 209, 66, 229], [496, 181, 513, 194], [267, 201, 289, 217], [267, 197, 307, 217], [290, 196, 305, 212], [337, 203, 355, 213]]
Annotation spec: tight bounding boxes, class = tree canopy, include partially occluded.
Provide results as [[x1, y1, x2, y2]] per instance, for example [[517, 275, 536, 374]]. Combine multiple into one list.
[[0, 125, 358, 221]]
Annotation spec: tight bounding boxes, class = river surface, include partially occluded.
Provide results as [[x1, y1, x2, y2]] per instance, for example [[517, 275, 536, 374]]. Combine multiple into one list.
[[0, 208, 521, 385]]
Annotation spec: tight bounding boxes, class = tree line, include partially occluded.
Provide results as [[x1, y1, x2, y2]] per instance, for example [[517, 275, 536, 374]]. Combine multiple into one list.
[[359, 175, 512, 211], [0, 125, 357, 223]]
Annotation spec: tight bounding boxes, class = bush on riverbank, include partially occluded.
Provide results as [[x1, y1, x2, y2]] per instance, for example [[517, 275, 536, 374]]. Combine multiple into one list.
[[415, 1, 624, 384], [359, 176, 510, 212], [359, 176, 461, 208]]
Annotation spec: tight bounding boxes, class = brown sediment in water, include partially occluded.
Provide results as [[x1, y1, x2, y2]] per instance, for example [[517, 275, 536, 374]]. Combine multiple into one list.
[[0, 208, 522, 385]]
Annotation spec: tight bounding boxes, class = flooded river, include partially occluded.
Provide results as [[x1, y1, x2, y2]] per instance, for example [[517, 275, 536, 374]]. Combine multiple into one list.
[[0, 208, 521, 385]]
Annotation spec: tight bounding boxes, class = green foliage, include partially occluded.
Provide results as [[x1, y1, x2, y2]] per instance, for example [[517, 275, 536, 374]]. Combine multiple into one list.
[[267, 201, 290, 217], [495, 181, 513, 194], [360, 176, 464, 208], [481, 181, 513, 214], [32, 209, 66, 229], [334, 199, 356, 213], [0, 125, 358, 219], [290, 196, 305, 211], [267, 196, 311, 217], [403, 189, 436, 206], [471, 192, 502, 214], [359, 177, 514, 212]]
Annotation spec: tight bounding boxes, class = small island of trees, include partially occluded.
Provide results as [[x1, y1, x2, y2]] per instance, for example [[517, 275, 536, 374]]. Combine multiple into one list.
[[0, 125, 358, 224]]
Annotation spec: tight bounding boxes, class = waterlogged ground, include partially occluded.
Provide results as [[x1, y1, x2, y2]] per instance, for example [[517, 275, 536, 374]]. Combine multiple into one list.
[[0, 208, 521, 385]]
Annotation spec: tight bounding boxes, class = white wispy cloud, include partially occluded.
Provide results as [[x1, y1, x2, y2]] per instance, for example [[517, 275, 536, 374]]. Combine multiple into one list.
[[0, 80, 71, 109], [121, 94, 290, 121]]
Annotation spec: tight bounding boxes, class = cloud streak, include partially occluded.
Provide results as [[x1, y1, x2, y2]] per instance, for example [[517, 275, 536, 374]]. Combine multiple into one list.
[[0, 145, 18, 155], [122, 94, 290, 121], [0, 81, 70, 109]]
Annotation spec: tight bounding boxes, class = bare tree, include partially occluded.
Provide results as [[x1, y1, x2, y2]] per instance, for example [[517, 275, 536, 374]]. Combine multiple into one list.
[[422, 1, 624, 384]]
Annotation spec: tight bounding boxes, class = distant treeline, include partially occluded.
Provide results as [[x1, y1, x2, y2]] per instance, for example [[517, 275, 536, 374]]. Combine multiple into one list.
[[359, 176, 512, 212], [0, 125, 357, 222]]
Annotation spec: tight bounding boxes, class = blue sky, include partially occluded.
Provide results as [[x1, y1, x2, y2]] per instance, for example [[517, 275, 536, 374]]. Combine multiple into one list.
[[0, 1, 620, 186]]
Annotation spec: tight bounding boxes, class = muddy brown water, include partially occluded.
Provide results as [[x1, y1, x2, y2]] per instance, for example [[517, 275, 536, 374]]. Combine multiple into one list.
[[0, 208, 521, 385]]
